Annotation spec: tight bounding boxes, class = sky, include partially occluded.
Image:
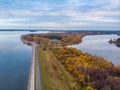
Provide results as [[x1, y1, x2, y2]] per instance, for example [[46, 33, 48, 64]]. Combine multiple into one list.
[[0, 0, 120, 30]]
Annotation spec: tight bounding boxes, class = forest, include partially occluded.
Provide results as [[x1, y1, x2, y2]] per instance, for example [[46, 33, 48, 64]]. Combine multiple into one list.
[[21, 33, 85, 47], [52, 47, 120, 90]]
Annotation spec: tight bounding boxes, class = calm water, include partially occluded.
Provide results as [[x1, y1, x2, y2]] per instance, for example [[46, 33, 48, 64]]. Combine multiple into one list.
[[72, 35, 120, 65], [0, 31, 49, 90]]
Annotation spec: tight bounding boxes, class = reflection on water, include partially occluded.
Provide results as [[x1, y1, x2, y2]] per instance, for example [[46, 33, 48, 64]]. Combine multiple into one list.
[[108, 38, 120, 48], [0, 31, 49, 90], [72, 35, 120, 64], [116, 43, 120, 47]]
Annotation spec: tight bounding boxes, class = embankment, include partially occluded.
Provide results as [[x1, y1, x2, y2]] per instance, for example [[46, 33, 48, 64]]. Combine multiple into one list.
[[27, 46, 35, 90]]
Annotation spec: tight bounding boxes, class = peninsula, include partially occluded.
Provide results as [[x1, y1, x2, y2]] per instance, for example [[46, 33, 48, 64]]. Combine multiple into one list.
[[22, 32, 120, 90]]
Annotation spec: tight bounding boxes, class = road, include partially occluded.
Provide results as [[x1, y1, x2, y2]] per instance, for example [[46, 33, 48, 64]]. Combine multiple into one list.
[[35, 46, 42, 90], [27, 45, 35, 90]]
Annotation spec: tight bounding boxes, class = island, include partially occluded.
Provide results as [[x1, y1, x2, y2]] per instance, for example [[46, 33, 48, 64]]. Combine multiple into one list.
[[22, 32, 120, 90], [108, 38, 120, 47]]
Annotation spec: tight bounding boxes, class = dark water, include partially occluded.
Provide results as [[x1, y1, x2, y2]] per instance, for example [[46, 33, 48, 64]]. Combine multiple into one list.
[[71, 35, 120, 65], [0, 31, 49, 90]]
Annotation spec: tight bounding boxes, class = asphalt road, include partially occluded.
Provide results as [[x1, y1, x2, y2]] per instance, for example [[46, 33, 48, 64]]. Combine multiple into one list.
[[27, 46, 35, 90], [35, 46, 42, 90]]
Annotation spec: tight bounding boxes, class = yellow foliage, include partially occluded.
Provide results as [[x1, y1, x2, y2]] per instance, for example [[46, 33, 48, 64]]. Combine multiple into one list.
[[52, 47, 117, 90], [86, 86, 95, 90]]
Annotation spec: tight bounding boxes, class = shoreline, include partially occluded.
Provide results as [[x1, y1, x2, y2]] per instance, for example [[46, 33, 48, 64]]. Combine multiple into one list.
[[27, 46, 35, 90], [71, 34, 120, 65], [21, 34, 119, 88], [21, 33, 120, 65]]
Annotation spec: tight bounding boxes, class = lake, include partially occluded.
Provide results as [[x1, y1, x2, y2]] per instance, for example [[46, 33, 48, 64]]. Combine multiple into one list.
[[0, 32, 120, 90], [71, 35, 120, 65], [0, 31, 49, 90]]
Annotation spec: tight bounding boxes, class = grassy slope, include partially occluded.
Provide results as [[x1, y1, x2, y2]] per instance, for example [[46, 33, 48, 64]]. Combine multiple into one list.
[[38, 48, 79, 90], [34, 58, 36, 90]]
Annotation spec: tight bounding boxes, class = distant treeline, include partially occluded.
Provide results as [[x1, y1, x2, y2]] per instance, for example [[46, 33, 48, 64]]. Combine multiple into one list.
[[65, 30, 120, 35], [1, 29, 120, 35]]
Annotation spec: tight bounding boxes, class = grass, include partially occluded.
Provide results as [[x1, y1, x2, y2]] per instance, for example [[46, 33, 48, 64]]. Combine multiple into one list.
[[38, 48, 79, 90], [34, 57, 36, 90]]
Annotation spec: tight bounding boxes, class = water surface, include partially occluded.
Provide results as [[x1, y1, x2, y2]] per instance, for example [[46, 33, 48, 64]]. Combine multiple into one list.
[[72, 35, 120, 64], [0, 31, 48, 90]]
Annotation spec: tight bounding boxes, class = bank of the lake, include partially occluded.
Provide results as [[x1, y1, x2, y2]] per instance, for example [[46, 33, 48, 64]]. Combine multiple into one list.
[[0, 31, 49, 90], [0, 32, 32, 90], [71, 35, 120, 64]]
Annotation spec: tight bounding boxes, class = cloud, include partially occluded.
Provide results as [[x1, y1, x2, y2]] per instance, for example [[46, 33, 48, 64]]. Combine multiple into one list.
[[0, 0, 119, 30]]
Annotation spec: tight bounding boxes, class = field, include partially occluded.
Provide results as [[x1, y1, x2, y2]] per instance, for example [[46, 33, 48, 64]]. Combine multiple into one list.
[[38, 48, 79, 90]]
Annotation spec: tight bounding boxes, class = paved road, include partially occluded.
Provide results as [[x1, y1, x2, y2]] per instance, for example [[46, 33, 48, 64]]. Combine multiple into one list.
[[35, 46, 42, 90], [27, 46, 35, 90]]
